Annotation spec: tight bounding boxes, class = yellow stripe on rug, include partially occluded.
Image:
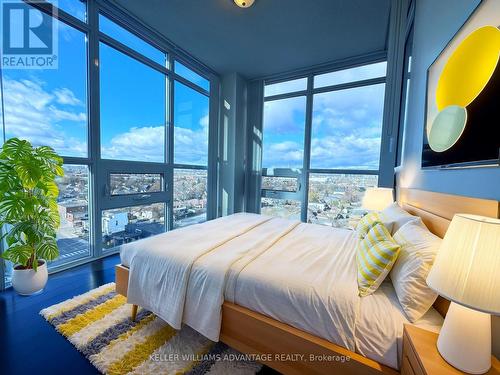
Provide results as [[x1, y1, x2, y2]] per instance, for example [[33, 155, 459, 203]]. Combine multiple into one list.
[[69, 304, 149, 349], [41, 283, 263, 375], [41, 284, 116, 320], [107, 324, 177, 375], [129, 325, 212, 375], [90, 316, 168, 373], [57, 294, 127, 337]]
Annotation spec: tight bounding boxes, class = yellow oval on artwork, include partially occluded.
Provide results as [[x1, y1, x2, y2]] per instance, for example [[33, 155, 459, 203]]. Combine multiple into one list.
[[436, 25, 500, 111]]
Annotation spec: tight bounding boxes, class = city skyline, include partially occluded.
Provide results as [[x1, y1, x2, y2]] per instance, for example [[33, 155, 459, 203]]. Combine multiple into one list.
[[55, 167, 208, 260]]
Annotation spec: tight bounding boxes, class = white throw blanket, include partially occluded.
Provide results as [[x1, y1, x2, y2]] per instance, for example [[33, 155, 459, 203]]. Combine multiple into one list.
[[127, 213, 273, 333], [182, 217, 300, 340]]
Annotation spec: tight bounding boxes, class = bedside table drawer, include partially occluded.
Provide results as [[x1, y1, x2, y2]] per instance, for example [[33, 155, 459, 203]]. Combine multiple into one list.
[[402, 355, 417, 375], [403, 324, 500, 375], [403, 332, 425, 375]]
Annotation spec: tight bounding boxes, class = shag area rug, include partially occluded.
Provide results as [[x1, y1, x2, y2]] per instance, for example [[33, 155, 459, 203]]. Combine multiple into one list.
[[40, 283, 263, 375]]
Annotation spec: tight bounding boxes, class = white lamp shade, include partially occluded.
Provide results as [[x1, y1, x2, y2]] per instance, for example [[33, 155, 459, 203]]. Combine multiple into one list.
[[361, 187, 394, 211], [427, 214, 500, 315]]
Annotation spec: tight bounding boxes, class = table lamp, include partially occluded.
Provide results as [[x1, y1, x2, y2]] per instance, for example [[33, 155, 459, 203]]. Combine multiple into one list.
[[426, 214, 500, 374], [361, 187, 394, 211]]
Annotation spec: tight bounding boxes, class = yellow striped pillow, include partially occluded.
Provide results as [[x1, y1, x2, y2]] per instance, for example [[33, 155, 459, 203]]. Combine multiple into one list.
[[356, 212, 382, 239], [357, 223, 401, 297]]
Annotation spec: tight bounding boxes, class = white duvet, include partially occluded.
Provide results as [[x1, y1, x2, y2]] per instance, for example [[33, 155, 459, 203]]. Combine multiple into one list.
[[226, 222, 360, 350], [127, 213, 273, 332], [122, 213, 443, 369]]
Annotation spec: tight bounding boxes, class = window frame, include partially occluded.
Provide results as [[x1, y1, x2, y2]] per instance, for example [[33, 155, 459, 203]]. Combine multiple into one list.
[[396, 2, 415, 167], [94, 7, 216, 253], [260, 60, 387, 223], [0, 0, 220, 282]]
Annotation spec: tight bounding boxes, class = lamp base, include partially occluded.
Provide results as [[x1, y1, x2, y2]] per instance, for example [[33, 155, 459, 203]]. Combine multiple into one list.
[[437, 302, 491, 374]]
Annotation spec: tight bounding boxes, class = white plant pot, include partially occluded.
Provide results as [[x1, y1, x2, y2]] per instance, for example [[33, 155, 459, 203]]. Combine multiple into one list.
[[12, 259, 48, 295]]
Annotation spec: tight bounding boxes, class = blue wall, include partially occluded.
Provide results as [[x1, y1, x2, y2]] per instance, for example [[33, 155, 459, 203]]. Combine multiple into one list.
[[399, 0, 500, 201], [400, 0, 499, 358]]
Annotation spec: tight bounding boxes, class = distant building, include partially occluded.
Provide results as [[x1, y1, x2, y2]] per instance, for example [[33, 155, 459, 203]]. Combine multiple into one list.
[[58, 200, 88, 223], [102, 212, 128, 235]]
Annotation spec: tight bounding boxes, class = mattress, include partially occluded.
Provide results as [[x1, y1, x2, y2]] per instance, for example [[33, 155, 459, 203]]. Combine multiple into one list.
[[223, 222, 443, 369], [120, 216, 443, 370]]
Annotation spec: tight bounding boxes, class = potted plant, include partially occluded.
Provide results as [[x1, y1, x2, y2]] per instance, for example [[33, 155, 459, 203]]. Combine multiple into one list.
[[0, 138, 64, 295]]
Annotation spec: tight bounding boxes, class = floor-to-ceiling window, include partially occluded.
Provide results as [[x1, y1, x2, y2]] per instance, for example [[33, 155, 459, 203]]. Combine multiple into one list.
[[98, 15, 169, 253], [0, 0, 217, 287], [1, 3, 91, 271], [172, 75, 210, 228], [261, 62, 387, 227]]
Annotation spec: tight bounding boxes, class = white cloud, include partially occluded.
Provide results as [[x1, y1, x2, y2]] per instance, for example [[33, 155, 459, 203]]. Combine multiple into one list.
[[54, 88, 83, 106], [199, 114, 209, 128], [314, 62, 386, 88], [311, 136, 380, 169], [262, 83, 385, 169], [263, 96, 305, 133], [174, 125, 208, 164], [101, 113, 209, 164], [3, 76, 210, 164], [309, 84, 384, 169], [102, 126, 165, 162], [2, 77, 88, 157], [263, 140, 303, 168]]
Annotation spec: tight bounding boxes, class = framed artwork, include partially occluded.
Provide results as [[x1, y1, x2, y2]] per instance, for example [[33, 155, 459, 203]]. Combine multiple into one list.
[[422, 0, 500, 168]]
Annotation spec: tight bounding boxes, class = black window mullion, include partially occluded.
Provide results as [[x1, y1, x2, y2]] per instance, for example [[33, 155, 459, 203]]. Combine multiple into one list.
[[167, 54, 175, 231], [301, 75, 314, 222], [87, 0, 101, 258]]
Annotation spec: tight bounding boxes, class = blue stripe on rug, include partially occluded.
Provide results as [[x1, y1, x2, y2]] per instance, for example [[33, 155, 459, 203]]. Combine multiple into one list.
[[80, 309, 152, 357], [185, 342, 229, 375], [48, 290, 117, 326]]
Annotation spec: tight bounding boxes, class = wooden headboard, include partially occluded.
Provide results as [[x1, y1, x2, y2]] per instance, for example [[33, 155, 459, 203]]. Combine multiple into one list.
[[398, 188, 500, 317]]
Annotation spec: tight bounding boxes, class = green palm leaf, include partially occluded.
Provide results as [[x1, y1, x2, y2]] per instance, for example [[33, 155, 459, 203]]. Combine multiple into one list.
[[36, 238, 59, 261], [0, 194, 27, 221], [1, 244, 33, 266], [0, 138, 62, 269], [45, 181, 59, 198], [14, 162, 42, 189], [0, 138, 32, 161]]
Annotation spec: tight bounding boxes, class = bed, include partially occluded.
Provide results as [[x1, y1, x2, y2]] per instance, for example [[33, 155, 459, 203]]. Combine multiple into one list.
[[115, 188, 500, 375]]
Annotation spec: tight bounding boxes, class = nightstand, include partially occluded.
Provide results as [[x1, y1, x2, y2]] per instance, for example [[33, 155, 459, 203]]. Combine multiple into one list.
[[402, 324, 500, 375]]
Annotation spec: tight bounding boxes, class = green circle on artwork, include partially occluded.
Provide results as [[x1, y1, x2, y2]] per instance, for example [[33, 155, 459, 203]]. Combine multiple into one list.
[[428, 105, 467, 152]]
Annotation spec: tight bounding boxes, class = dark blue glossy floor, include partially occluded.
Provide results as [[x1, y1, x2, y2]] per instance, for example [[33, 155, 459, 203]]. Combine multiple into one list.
[[0, 254, 120, 375]]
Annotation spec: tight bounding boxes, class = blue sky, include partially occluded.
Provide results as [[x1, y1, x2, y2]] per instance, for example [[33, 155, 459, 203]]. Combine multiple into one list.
[[2, 12, 209, 165], [2, 20, 88, 156]]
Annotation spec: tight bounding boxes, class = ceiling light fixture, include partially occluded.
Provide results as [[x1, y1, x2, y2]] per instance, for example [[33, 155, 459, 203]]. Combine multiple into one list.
[[234, 0, 254, 8]]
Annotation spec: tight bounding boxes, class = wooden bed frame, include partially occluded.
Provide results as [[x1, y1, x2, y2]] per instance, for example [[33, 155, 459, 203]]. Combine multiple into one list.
[[114, 188, 500, 375]]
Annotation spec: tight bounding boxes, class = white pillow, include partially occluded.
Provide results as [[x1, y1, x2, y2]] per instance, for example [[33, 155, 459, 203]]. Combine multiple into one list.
[[390, 219, 442, 322], [380, 202, 419, 234]]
